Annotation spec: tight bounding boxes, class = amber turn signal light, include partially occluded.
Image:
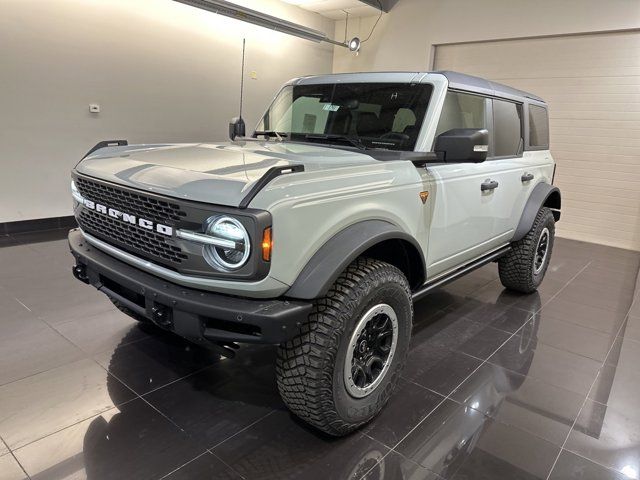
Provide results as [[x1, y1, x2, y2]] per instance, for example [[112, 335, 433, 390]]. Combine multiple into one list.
[[262, 227, 272, 261]]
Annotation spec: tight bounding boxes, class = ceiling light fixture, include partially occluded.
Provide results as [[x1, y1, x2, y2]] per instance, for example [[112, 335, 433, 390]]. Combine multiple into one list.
[[281, 0, 317, 5], [173, 0, 356, 49], [348, 37, 361, 52]]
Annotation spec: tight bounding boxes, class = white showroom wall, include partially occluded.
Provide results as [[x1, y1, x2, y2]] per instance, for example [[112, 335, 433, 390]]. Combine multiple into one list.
[[333, 0, 640, 72], [0, 0, 334, 223]]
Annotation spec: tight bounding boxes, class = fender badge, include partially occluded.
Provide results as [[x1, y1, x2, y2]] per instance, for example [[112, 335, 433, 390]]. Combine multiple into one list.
[[419, 191, 429, 204]]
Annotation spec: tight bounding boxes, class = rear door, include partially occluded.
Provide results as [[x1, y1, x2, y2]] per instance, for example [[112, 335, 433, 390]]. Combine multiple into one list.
[[486, 97, 529, 237], [490, 99, 555, 237]]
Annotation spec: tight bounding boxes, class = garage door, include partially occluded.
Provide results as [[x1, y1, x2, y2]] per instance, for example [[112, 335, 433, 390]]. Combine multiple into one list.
[[434, 31, 640, 251]]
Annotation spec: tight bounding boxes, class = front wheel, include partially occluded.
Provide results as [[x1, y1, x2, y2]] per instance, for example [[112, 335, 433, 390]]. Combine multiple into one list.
[[499, 207, 555, 293], [276, 258, 413, 436]]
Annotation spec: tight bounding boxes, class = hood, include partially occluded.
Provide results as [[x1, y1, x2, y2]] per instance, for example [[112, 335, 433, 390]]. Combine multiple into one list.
[[76, 142, 379, 207]]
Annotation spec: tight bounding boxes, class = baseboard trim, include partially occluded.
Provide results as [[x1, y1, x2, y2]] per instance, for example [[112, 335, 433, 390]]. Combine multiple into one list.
[[1, 216, 77, 235]]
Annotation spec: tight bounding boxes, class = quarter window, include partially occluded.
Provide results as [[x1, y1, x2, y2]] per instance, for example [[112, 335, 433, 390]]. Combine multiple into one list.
[[529, 105, 549, 148], [435, 91, 486, 137], [493, 99, 523, 157]]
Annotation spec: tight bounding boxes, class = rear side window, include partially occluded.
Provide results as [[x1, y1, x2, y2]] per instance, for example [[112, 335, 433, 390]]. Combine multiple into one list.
[[435, 91, 486, 137], [529, 105, 549, 148], [493, 99, 523, 157]]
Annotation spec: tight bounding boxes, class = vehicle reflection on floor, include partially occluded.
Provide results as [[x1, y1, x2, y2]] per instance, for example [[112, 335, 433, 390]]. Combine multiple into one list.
[[74, 291, 543, 480], [3, 233, 638, 479]]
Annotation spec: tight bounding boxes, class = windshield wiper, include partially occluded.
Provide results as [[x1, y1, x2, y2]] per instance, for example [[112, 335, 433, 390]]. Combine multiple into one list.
[[304, 134, 367, 151], [254, 130, 288, 141]]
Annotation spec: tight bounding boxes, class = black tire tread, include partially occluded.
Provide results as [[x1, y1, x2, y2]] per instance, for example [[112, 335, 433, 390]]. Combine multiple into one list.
[[499, 207, 555, 293], [276, 258, 411, 436]]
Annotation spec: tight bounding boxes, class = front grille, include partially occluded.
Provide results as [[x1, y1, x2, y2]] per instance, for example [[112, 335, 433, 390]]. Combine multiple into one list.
[[75, 177, 187, 223], [79, 210, 188, 264], [75, 177, 189, 265]]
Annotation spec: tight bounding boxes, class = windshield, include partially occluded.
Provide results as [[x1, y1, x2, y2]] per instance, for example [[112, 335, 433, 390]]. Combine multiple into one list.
[[255, 82, 433, 151]]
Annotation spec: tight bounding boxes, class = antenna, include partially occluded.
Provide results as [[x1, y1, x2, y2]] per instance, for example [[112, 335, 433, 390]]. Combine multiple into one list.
[[230, 38, 247, 140], [239, 37, 245, 120]]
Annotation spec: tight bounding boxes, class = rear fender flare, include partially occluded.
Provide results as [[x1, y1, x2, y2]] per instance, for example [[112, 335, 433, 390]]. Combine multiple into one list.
[[513, 182, 561, 242]]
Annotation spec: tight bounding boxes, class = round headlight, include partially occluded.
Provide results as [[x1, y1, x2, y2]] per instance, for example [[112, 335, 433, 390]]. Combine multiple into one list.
[[203, 216, 251, 271]]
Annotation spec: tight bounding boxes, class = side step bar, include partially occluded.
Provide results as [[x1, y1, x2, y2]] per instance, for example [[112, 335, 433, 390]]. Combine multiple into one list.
[[412, 245, 511, 302]]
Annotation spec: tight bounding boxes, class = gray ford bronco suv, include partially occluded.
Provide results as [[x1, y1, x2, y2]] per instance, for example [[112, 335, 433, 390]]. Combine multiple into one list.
[[69, 71, 560, 436]]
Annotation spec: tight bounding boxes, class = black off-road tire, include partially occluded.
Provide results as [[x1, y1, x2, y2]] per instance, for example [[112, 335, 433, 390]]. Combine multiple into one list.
[[109, 298, 150, 323], [499, 207, 555, 293], [276, 258, 413, 436]]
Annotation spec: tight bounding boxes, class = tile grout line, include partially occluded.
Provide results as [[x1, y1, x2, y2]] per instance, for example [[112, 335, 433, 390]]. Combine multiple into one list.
[[477, 260, 594, 373], [138, 364, 216, 398], [48, 311, 149, 357], [449, 259, 593, 393], [12, 298, 32, 313], [0, 301, 130, 389], [4, 313, 252, 459], [208, 409, 277, 450], [206, 450, 248, 480], [383, 261, 593, 477], [5, 290, 129, 375], [8, 377, 140, 454], [2, 238, 631, 477], [9, 359, 250, 473], [97, 350, 274, 477], [89, 358, 189, 433], [156, 448, 249, 480], [456, 258, 592, 338], [562, 448, 639, 479], [545, 294, 636, 479], [157, 451, 212, 480], [357, 436, 446, 480], [1, 434, 32, 480]]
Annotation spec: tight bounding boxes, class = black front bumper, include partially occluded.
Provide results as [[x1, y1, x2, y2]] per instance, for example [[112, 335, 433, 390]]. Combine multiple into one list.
[[69, 229, 312, 345]]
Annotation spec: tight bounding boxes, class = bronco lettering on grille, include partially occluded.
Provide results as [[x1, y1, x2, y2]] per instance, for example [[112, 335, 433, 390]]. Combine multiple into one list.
[[81, 198, 173, 236]]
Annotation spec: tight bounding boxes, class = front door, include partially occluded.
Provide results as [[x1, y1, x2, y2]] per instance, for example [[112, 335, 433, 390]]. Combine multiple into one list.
[[425, 161, 513, 278], [424, 91, 523, 278]]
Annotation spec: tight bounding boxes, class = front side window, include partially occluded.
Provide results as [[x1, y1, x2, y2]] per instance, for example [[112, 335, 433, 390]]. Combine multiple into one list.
[[493, 99, 523, 157], [435, 91, 487, 138], [256, 83, 433, 151], [529, 104, 549, 148]]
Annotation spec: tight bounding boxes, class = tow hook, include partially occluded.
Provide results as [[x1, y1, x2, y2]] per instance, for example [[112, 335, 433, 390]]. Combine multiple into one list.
[[152, 305, 173, 328], [72, 264, 89, 284]]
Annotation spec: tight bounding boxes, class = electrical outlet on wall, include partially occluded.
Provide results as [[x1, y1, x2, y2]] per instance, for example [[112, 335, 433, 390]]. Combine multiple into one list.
[[89, 104, 100, 113]]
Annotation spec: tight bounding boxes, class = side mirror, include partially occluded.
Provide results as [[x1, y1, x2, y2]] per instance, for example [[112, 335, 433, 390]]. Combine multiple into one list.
[[229, 117, 246, 141], [435, 128, 489, 163]]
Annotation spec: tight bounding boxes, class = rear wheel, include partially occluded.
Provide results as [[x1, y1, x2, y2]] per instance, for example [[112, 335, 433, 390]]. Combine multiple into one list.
[[276, 258, 413, 436], [499, 207, 555, 293]]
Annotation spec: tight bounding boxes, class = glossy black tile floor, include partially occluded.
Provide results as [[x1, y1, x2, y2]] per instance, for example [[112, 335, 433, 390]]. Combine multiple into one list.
[[1, 229, 639, 480]]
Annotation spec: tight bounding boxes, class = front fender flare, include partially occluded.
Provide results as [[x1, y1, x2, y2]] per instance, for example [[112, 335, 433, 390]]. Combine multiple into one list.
[[513, 183, 561, 242], [285, 220, 424, 300]]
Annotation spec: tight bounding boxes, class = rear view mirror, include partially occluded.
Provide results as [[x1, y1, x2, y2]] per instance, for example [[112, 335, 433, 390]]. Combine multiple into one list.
[[435, 128, 489, 163], [229, 117, 246, 141]]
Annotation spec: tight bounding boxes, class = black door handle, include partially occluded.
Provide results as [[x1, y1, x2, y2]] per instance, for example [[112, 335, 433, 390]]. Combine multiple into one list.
[[481, 180, 499, 191], [521, 173, 534, 182]]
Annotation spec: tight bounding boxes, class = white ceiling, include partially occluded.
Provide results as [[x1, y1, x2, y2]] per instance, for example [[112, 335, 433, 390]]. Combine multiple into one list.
[[282, 0, 380, 19]]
